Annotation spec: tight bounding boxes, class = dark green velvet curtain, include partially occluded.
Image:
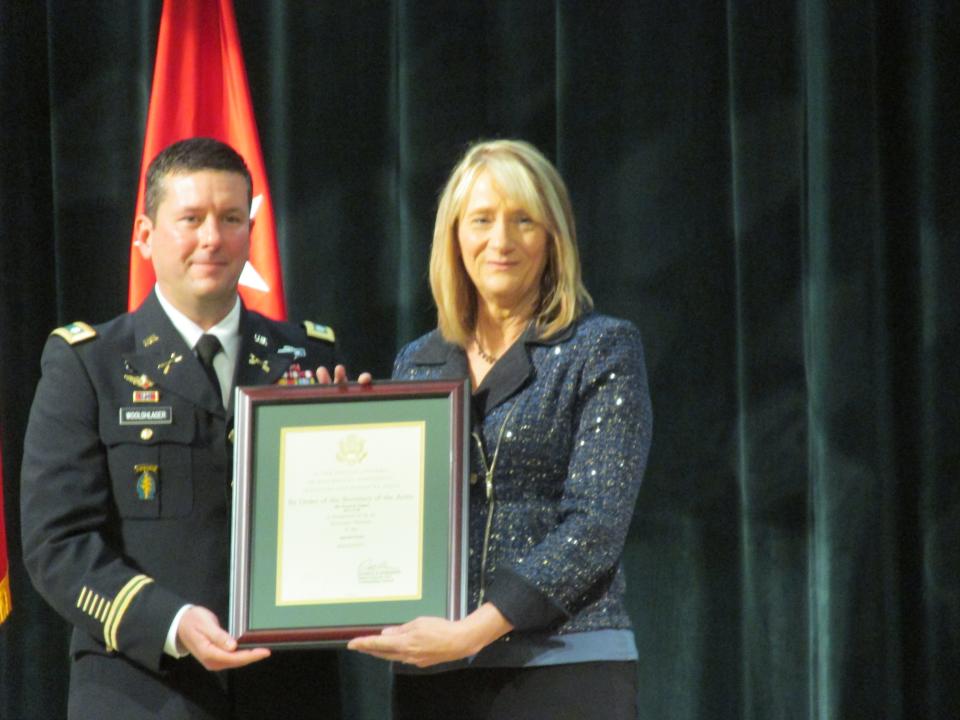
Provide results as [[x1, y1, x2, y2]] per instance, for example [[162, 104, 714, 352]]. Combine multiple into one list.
[[1, 2, 957, 718]]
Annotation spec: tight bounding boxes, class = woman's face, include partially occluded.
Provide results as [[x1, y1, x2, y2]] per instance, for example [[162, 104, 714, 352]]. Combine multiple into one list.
[[457, 170, 549, 315]]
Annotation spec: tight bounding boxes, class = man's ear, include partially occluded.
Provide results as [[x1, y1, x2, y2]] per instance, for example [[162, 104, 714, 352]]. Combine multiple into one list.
[[134, 215, 153, 259]]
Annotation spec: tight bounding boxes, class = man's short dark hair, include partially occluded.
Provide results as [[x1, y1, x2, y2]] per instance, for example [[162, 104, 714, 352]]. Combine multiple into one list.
[[144, 137, 253, 220]]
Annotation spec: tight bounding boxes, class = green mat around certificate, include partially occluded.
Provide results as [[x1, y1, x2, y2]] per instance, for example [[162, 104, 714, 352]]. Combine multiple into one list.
[[229, 379, 469, 648]]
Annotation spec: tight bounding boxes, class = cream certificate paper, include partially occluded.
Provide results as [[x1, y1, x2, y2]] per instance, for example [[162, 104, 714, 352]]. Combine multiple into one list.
[[276, 422, 425, 605]]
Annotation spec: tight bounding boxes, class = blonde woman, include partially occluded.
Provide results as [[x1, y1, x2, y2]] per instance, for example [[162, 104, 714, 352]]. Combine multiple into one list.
[[349, 140, 652, 720]]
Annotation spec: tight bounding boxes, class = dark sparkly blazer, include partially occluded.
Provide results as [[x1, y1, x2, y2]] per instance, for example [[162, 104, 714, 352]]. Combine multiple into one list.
[[394, 312, 652, 664]]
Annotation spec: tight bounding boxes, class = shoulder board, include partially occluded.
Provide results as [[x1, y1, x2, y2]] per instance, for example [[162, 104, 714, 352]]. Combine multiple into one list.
[[51, 321, 98, 345], [302, 321, 335, 343]]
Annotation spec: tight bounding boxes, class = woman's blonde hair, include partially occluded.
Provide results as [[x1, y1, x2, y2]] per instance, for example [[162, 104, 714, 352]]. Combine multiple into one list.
[[430, 139, 593, 347]]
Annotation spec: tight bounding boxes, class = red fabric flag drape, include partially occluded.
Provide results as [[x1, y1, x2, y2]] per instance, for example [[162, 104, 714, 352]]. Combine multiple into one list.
[[128, 0, 286, 320], [0, 436, 11, 624]]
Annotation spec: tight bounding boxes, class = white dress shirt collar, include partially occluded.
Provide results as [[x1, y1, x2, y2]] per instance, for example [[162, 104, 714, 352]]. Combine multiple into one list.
[[154, 285, 241, 402]]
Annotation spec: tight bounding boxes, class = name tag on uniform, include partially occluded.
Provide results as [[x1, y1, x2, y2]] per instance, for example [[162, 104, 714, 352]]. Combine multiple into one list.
[[119, 406, 173, 425]]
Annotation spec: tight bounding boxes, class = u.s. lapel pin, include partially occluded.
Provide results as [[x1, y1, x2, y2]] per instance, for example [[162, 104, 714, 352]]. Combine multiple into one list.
[[142, 334, 160, 348], [254, 333, 268, 347]]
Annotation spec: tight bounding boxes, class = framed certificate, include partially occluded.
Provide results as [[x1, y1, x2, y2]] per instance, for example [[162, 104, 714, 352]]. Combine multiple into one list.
[[229, 379, 469, 648]]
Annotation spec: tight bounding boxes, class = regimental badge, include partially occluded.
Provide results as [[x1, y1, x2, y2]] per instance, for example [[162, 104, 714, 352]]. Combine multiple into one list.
[[134, 464, 159, 500], [123, 373, 155, 390], [254, 333, 269, 347], [51, 321, 98, 345], [248, 354, 270, 373], [157, 353, 183, 375], [142, 334, 160, 347], [336, 434, 367, 465], [132, 390, 160, 403], [302, 321, 335, 343], [278, 344, 306, 360]]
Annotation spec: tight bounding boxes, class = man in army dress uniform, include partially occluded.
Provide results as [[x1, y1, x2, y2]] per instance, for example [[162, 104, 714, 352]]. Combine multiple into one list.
[[21, 138, 354, 718]]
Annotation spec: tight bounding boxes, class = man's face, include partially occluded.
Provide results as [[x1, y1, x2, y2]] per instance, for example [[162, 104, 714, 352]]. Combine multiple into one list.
[[137, 170, 250, 324]]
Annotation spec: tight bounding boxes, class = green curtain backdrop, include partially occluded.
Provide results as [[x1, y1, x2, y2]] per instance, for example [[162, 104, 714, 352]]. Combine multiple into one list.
[[1, 2, 957, 718]]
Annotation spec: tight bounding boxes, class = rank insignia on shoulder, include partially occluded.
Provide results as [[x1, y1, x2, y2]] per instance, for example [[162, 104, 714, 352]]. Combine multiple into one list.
[[302, 321, 335, 343], [51, 321, 97, 345]]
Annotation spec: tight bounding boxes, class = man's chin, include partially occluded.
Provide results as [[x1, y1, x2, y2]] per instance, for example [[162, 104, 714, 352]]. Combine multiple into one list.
[[190, 281, 240, 305]]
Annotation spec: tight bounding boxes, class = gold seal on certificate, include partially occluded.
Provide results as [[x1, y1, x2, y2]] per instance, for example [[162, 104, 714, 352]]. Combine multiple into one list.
[[229, 380, 468, 648]]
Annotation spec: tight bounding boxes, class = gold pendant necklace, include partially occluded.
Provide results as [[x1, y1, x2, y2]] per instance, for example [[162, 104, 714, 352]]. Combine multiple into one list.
[[474, 337, 499, 364]]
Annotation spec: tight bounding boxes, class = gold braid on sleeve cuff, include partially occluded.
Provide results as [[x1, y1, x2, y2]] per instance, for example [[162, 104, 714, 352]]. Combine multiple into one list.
[[103, 574, 154, 652]]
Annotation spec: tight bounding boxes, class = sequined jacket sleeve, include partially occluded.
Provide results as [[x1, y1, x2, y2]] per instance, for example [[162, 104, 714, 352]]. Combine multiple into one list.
[[484, 319, 651, 630]]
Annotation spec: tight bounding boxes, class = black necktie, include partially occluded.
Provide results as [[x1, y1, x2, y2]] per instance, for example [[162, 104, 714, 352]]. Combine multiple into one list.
[[195, 334, 223, 405]]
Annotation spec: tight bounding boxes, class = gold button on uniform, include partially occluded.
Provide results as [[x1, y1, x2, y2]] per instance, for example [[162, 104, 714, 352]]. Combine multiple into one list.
[[140, 428, 154, 440], [228, 429, 235, 443]]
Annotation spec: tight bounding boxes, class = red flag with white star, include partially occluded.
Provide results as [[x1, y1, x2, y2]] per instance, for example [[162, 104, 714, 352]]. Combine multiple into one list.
[[128, 0, 286, 319]]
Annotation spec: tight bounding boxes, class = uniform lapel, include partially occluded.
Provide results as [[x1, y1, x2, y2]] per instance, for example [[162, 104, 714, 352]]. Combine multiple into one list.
[[229, 309, 295, 420], [122, 292, 225, 417]]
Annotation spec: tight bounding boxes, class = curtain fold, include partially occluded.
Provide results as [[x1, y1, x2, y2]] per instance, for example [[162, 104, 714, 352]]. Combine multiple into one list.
[[908, 4, 960, 718], [1, 2, 957, 718], [803, 2, 902, 718]]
